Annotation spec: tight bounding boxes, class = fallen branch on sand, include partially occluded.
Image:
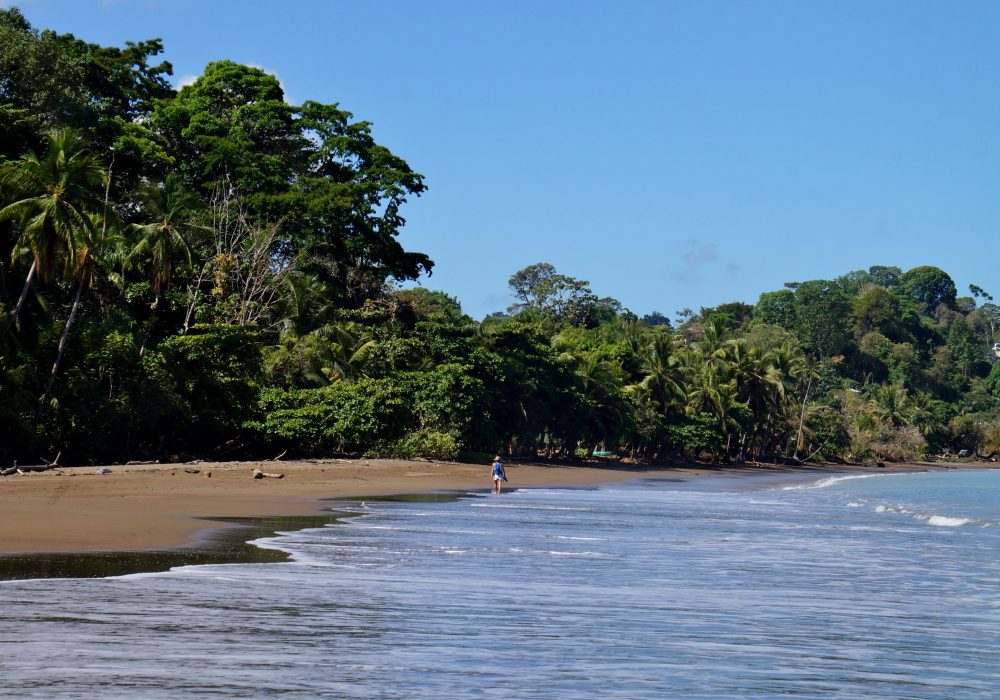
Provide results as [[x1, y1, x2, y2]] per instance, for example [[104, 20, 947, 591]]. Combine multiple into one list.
[[252, 468, 284, 479]]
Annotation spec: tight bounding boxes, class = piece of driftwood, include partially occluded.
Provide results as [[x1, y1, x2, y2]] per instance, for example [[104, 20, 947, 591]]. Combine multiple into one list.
[[272, 449, 288, 461], [127, 460, 158, 465], [252, 468, 284, 479], [0, 467, 17, 476], [184, 468, 200, 474]]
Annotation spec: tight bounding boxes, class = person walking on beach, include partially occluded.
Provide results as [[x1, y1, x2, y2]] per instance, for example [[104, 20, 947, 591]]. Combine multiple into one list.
[[491, 456, 507, 495]]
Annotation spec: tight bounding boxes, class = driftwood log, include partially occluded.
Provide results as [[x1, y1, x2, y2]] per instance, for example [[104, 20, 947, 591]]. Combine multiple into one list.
[[252, 468, 284, 479]]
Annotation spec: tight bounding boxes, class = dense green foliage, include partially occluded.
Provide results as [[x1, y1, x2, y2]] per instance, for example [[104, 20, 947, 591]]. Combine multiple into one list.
[[2, 9, 999, 466]]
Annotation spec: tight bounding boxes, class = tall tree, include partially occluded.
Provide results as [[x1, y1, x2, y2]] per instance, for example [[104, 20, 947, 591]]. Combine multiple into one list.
[[152, 62, 431, 306], [900, 265, 957, 313]]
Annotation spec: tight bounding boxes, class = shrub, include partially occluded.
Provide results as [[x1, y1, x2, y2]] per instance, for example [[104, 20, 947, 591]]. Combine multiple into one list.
[[380, 429, 462, 461]]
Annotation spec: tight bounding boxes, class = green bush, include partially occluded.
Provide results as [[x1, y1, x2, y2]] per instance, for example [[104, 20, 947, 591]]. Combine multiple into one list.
[[380, 429, 462, 461]]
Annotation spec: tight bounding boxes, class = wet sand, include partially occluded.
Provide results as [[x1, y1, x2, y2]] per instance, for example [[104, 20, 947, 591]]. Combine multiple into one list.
[[0, 457, 990, 556]]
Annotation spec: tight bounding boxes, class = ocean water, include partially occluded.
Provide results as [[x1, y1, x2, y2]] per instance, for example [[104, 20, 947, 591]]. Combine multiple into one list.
[[2, 469, 998, 699]]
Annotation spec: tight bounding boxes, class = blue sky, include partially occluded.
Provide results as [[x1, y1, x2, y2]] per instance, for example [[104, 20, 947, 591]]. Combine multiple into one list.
[[10, 0, 1000, 319]]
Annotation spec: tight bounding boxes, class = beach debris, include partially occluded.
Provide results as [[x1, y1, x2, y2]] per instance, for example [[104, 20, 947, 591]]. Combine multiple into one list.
[[96, 467, 112, 475], [184, 468, 200, 474], [126, 459, 159, 465], [272, 449, 288, 461], [205, 471, 212, 478], [0, 467, 17, 477], [252, 468, 285, 479]]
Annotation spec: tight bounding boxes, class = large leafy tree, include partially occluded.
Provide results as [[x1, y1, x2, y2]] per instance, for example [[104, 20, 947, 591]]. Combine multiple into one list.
[[900, 265, 957, 313], [791, 280, 853, 358], [508, 262, 620, 327], [151, 62, 431, 308]]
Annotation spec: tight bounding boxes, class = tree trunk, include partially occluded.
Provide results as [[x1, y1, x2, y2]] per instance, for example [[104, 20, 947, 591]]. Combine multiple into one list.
[[139, 291, 162, 357], [792, 375, 813, 462], [36, 278, 84, 424], [7, 259, 36, 329]]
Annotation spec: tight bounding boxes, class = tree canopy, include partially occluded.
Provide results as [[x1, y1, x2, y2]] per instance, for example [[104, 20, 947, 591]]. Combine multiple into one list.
[[2, 11, 999, 467]]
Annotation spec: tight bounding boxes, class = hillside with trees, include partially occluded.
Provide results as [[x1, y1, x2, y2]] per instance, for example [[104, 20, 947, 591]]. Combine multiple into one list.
[[2, 8, 999, 466]]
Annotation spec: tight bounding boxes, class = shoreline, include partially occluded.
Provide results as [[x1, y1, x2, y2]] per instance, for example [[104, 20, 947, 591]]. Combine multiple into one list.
[[1, 457, 994, 579]]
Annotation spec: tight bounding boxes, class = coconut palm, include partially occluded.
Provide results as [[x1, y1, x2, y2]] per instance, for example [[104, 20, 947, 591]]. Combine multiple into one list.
[[869, 384, 912, 428], [37, 211, 120, 422], [634, 333, 688, 414], [128, 174, 204, 354], [0, 129, 107, 327], [573, 352, 629, 450], [722, 339, 790, 459]]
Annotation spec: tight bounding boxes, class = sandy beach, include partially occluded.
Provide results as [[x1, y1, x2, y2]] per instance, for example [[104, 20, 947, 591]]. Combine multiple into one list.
[[2, 456, 989, 556]]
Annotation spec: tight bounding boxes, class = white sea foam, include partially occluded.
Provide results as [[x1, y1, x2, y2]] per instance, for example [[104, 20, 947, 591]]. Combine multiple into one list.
[[924, 515, 973, 527], [871, 505, 975, 528], [846, 502, 863, 508], [782, 473, 883, 491]]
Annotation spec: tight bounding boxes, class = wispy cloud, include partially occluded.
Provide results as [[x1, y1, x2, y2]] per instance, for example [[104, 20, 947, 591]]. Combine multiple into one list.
[[682, 241, 718, 267], [669, 239, 738, 283]]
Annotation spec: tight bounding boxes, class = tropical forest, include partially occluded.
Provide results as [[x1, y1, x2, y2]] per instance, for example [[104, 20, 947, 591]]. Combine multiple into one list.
[[2, 7, 1000, 467]]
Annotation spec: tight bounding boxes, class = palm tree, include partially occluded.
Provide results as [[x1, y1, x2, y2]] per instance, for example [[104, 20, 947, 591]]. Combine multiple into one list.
[[37, 211, 120, 422], [725, 339, 786, 459], [0, 129, 107, 328], [685, 359, 743, 460], [128, 175, 203, 355], [574, 352, 628, 452], [870, 384, 912, 428], [634, 333, 688, 414], [787, 354, 821, 461]]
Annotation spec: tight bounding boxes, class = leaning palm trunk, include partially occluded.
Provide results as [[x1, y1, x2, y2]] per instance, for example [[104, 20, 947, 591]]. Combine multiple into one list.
[[36, 276, 84, 424], [6, 259, 36, 329], [792, 375, 813, 462]]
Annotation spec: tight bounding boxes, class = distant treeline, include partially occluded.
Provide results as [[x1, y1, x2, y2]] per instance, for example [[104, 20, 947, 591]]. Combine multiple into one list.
[[2, 7, 998, 465]]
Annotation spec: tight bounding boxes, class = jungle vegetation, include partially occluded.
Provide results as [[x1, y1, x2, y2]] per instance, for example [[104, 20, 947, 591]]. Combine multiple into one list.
[[2, 8, 999, 466]]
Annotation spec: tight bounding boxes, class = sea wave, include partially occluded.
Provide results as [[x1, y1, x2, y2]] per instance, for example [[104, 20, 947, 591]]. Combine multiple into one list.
[[871, 504, 977, 528], [782, 473, 884, 491], [922, 515, 973, 528]]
